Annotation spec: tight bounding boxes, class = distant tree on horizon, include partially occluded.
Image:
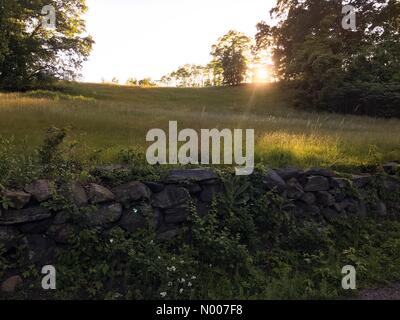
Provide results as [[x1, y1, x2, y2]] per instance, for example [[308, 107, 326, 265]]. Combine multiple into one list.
[[210, 30, 252, 86]]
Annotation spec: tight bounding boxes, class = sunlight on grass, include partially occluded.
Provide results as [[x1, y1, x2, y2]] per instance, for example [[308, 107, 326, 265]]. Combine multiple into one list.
[[1, 83, 399, 170]]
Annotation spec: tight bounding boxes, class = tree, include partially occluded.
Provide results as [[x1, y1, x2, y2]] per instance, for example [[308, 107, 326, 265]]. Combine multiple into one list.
[[126, 78, 138, 86], [0, 0, 93, 90], [256, 0, 400, 117], [139, 78, 156, 87], [210, 30, 252, 86]]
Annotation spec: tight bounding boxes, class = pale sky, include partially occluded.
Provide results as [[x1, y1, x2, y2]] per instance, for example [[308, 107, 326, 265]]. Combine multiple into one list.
[[81, 0, 276, 83]]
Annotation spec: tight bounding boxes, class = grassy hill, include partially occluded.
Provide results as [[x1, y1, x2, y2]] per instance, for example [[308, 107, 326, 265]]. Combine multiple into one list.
[[0, 82, 399, 170]]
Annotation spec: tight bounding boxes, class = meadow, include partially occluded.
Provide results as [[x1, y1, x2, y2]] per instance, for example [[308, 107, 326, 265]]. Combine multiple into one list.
[[0, 82, 399, 171]]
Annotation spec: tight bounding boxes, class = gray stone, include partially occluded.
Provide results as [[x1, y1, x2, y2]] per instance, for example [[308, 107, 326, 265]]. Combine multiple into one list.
[[276, 167, 304, 180], [383, 162, 400, 175], [384, 176, 400, 193], [183, 183, 202, 194], [24, 180, 52, 202], [165, 205, 190, 224], [165, 168, 218, 183], [304, 176, 330, 192], [23, 234, 56, 264], [330, 177, 350, 189], [374, 201, 387, 216], [87, 203, 122, 227], [300, 192, 316, 205], [2, 190, 31, 209], [263, 169, 286, 192], [46, 224, 74, 244], [70, 182, 88, 207], [53, 211, 70, 225], [316, 191, 335, 207], [18, 218, 53, 234], [0, 207, 52, 225], [143, 181, 165, 193], [151, 185, 191, 209], [0, 226, 20, 249], [200, 184, 222, 203], [351, 175, 371, 188], [304, 168, 335, 177], [112, 181, 151, 208], [119, 204, 158, 232], [88, 183, 115, 204], [1, 275, 23, 293], [286, 178, 304, 200]]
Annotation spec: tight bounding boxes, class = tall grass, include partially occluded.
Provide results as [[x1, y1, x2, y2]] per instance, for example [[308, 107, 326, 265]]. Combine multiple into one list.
[[0, 82, 399, 169]]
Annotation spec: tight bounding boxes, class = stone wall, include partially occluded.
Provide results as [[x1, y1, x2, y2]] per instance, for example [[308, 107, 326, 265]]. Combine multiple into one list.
[[1, 163, 400, 293]]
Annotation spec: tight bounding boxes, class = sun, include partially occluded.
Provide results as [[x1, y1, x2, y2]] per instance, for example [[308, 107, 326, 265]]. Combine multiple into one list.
[[255, 67, 269, 82]]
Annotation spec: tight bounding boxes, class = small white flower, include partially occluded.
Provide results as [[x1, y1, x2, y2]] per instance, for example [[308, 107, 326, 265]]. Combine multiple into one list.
[[188, 282, 192, 287], [158, 256, 161, 260], [110, 239, 114, 243], [168, 281, 173, 287], [191, 276, 196, 280], [179, 288, 184, 294], [181, 278, 185, 283], [160, 292, 167, 298]]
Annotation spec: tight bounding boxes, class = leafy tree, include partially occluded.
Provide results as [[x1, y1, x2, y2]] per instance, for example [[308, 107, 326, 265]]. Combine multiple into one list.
[[0, 0, 93, 90], [211, 30, 252, 86], [256, 0, 400, 117]]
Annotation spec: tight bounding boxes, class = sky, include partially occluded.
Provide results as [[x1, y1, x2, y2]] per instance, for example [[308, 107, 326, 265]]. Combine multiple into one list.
[[81, 0, 276, 83]]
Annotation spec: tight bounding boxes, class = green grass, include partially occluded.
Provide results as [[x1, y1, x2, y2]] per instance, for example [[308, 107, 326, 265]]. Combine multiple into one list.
[[1, 82, 399, 170]]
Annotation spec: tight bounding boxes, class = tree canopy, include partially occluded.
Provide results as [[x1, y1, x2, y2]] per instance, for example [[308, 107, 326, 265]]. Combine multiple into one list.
[[210, 30, 252, 86], [256, 0, 400, 117], [0, 0, 93, 90]]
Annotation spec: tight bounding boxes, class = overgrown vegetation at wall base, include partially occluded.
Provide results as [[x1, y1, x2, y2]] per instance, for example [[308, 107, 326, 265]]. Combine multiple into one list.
[[0, 131, 400, 300]]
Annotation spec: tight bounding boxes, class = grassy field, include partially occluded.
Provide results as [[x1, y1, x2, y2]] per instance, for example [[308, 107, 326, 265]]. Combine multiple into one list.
[[0, 82, 399, 170]]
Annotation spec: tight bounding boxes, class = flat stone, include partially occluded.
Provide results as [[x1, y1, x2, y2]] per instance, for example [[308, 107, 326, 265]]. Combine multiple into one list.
[[164, 168, 218, 183], [87, 183, 115, 204], [263, 169, 287, 192], [383, 162, 400, 175], [275, 167, 304, 180], [18, 218, 53, 234], [87, 203, 122, 227], [2, 190, 31, 209], [304, 176, 330, 192], [151, 185, 191, 209], [112, 181, 151, 208], [1, 275, 23, 293], [304, 168, 335, 177], [24, 180, 52, 202], [351, 175, 372, 188], [143, 181, 165, 193], [0, 207, 52, 225]]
